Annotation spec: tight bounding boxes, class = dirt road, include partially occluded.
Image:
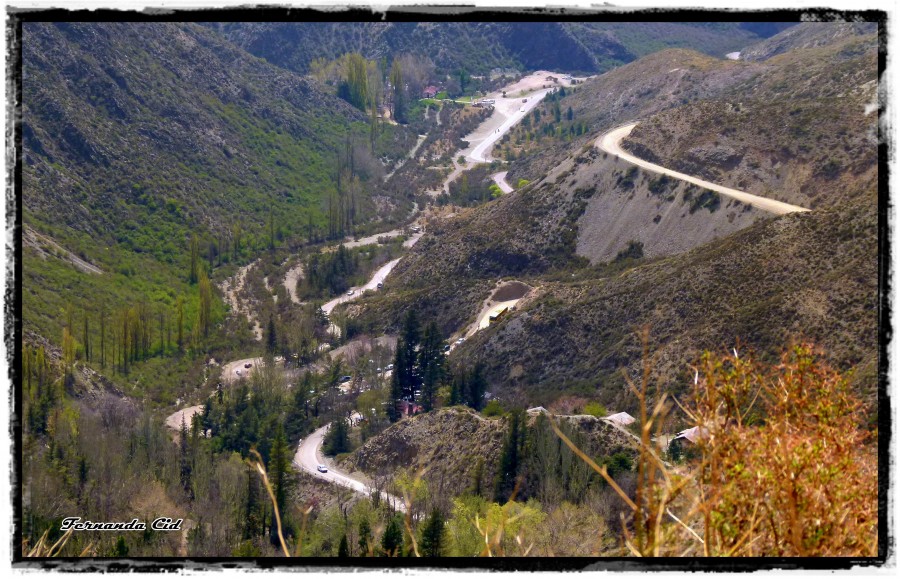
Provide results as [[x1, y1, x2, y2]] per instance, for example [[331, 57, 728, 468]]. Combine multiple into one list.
[[293, 424, 407, 513], [491, 171, 514, 194], [596, 123, 810, 216], [219, 259, 264, 341]]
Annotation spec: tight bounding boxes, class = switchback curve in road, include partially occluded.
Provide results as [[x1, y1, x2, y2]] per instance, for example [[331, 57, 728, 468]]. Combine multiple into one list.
[[596, 123, 810, 216], [293, 423, 407, 513]]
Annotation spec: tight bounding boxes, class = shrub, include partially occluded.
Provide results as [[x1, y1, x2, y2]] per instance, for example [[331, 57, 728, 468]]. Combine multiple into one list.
[[482, 399, 504, 417]]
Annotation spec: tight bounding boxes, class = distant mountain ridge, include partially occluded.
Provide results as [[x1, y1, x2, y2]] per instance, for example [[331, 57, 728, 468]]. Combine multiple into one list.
[[207, 22, 795, 76]]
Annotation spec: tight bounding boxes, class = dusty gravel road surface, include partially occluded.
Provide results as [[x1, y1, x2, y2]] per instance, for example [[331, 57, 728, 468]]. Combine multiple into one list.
[[597, 123, 810, 216], [491, 171, 514, 194], [293, 424, 407, 513]]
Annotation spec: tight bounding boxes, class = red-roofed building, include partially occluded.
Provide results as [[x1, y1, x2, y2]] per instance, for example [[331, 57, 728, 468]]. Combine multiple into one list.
[[422, 86, 439, 98]]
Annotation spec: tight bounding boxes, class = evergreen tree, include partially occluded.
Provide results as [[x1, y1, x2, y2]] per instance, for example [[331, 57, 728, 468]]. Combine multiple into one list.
[[338, 534, 350, 557], [323, 418, 349, 455], [469, 456, 484, 497], [381, 515, 403, 557], [267, 315, 277, 354], [493, 410, 523, 504], [199, 269, 212, 337], [387, 346, 405, 423], [400, 310, 421, 399], [419, 509, 446, 557], [418, 321, 445, 411], [467, 363, 488, 411], [189, 234, 199, 284], [358, 517, 372, 556], [390, 58, 407, 124], [179, 415, 193, 499]]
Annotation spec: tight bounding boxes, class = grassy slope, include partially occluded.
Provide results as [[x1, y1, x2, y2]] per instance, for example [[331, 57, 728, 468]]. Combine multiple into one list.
[[22, 22, 414, 351]]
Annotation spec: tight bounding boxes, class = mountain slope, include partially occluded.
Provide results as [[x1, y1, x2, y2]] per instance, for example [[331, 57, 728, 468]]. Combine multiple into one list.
[[209, 22, 792, 77], [22, 21, 413, 343], [621, 28, 879, 209]]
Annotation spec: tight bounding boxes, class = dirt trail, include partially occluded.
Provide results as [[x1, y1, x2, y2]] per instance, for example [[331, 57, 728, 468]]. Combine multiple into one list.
[[385, 133, 428, 181], [596, 123, 810, 216], [283, 261, 305, 305], [219, 259, 263, 341], [24, 226, 103, 274]]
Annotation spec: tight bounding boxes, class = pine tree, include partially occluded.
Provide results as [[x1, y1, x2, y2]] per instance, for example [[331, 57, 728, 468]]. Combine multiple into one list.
[[338, 534, 350, 557], [418, 321, 445, 411], [390, 58, 406, 124], [267, 315, 277, 354], [358, 517, 372, 556], [467, 363, 487, 411], [189, 234, 199, 284], [179, 415, 193, 499], [323, 418, 349, 455], [419, 509, 445, 557], [381, 515, 403, 557], [493, 410, 523, 504], [176, 295, 185, 352], [400, 310, 421, 400], [388, 345, 405, 423], [469, 456, 484, 497], [199, 269, 212, 338]]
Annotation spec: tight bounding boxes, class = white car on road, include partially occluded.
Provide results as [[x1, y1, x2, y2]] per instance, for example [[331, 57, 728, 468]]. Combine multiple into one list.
[[317, 464, 328, 473]]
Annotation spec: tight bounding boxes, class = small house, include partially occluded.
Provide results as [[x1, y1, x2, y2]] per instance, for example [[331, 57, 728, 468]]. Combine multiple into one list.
[[422, 86, 439, 98], [397, 399, 423, 417]]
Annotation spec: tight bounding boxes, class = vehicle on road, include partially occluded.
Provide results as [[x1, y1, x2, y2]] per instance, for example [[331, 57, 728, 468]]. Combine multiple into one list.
[[522, 98, 528, 103], [236, 369, 242, 376], [317, 464, 328, 473], [340, 375, 352, 383], [244, 362, 252, 368], [519, 107, 525, 112], [347, 290, 355, 296], [377, 367, 382, 373], [443, 344, 451, 352], [386, 364, 394, 371], [377, 282, 383, 289]]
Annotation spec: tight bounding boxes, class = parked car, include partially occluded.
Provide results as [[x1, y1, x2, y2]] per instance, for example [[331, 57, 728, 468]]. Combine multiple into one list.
[[340, 375, 352, 383], [347, 290, 355, 296], [377, 282, 384, 289], [244, 362, 252, 368], [386, 364, 394, 371], [317, 464, 328, 473]]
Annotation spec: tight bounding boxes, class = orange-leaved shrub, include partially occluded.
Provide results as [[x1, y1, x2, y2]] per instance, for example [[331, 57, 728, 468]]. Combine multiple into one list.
[[687, 344, 877, 557]]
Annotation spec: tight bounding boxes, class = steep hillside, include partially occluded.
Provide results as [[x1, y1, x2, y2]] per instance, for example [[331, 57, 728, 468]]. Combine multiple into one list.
[[343, 406, 637, 501], [351, 29, 879, 415], [210, 22, 790, 77], [621, 30, 878, 209], [504, 49, 766, 183], [739, 21, 878, 61], [465, 196, 878, 412], [22, 22, 413, 343]]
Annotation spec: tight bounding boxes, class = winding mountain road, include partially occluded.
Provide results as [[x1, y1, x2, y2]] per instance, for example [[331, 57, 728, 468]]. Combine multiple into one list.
[[293, 424, 407, 513], [596, 123, 810, 216]]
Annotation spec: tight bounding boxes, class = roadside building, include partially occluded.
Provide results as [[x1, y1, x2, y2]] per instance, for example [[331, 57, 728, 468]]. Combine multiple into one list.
[[422, 86, 439, 98], [397, 399, 423, 417]]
